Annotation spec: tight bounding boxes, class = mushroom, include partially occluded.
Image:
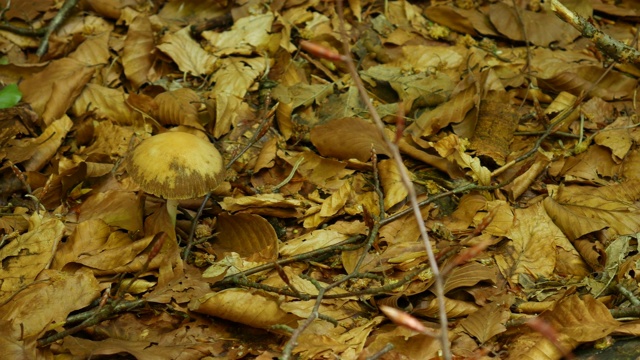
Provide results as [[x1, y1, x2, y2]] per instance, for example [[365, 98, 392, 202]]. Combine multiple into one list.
[[125, 131, 225, 225]]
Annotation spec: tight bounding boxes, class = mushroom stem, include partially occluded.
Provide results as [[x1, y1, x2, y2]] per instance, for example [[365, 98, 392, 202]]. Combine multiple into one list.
[[166, 199, 178, 226]]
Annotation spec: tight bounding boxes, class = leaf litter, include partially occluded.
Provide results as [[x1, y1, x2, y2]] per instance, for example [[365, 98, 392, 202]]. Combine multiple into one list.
[[0, 0, 639, 359]]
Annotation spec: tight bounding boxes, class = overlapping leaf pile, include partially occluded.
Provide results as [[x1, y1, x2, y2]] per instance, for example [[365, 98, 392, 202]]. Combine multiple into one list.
[[1, 0, 640, 359]]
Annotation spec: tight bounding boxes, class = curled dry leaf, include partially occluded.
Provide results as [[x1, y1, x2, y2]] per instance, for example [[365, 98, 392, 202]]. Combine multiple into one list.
[[310, 117, 391, 162], [189, 288, 300, 330], [5, 115, 73, 172], [211, 212, 278, 262], [154, 88, 204, 130], [413, 296, 480, 318]]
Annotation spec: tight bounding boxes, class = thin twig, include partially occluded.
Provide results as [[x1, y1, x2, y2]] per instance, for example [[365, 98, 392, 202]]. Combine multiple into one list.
[[549, 0, 640, 64], [334, 2, 451, 356], [36, 0, 80, 57]]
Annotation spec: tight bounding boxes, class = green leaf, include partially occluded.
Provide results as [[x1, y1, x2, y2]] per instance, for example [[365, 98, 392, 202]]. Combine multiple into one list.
[[0, 83, 22, 109]]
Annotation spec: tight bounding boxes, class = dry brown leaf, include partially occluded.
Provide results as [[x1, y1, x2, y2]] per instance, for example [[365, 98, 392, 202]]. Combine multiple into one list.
[[5, 115, 73, 172], [425, 6, 499, 36], [496, 203, 562, 283], [538, 65, 637, 100], [378, 159, 409, 210], [154, 88, 204, 130], [362, 324, 442, 360], [408, 85, 476, 138], [550, 145, 621, 183], [189, 288, 300, 330], [0, 268, 100, 339], [76, 190, 143, 232], [380, 203, 433, 245], [208, 57, 268, 137], [253, 136, 278, 173], [220, 193, 306, 218], [52, 219, 110, 270], [440, 193, 486, 232], [361, 65, 454, 111], [20, 58, 94, 125], [281, 229, 350, 257], [81, 121, 136, 158], [310, 117, 391, 162], [505, 152, 552, 201], [469, 90, 517, 166], [123, 16, 155, 89], [544, 181, 640, 241], [0, 214, 64, 303], [443, 262, 497, 294], [319, 180, 352, 217], [203, 13, 276, 56], [594, 116, 635, 161], [281, 150, 354, 192], [296, 316, 384, 359], [489, 3, 580, 46], [211, 213, 278, 262], [413, 296, 480, 318], [69, 31, 111, 67], [459, 300, 511, 343], [72, 83, 142, 125], [434, 134, 491, 185], [157, 26, 217, 76], [507, 295, 619, 359]]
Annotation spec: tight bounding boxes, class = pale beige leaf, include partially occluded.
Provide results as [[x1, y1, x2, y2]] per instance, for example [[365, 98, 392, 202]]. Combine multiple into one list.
[[319, 180, 352, 217], [378, 159, 409, 210], [280, 229, 350, 257], [204, 13, 275, 56], [157, 26, 217, 76], [212, 213, 278, 262], [594, 116, 634, 161]]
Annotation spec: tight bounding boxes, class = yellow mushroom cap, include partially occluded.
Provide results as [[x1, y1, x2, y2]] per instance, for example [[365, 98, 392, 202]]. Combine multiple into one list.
[[125, 132, 225, 200]]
